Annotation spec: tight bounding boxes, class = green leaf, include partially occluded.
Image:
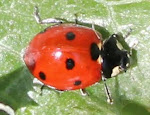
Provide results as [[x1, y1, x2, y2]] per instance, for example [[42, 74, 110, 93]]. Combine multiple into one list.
[[0, 0, 150, 115]]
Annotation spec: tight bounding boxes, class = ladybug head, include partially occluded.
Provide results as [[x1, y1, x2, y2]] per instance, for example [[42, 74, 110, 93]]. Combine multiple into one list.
[[101, 34, 130, 78]]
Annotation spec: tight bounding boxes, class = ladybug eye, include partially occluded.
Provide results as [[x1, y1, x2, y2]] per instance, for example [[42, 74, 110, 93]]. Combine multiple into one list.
[[74, 80, 82, 86], [39, 72, 46, 80], [66, 32, 75, 40], [66, 58, 75, 70], [90, 43, 100, 60]]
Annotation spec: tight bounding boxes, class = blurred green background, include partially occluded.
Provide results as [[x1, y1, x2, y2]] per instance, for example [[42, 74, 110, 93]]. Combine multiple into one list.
[[0, 0, 150, 115]]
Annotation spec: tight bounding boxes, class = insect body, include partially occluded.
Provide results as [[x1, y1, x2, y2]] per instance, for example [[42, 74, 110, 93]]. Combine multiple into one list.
[[24, 7, 130, 103]]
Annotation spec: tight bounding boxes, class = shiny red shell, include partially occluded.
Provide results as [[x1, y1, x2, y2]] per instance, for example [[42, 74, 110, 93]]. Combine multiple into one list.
[[24, 24, 102, 90]]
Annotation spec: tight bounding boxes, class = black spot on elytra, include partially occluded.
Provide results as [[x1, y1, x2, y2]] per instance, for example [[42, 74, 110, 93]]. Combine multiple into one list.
[[90, 43, 100, 60], [74, 80, 81, 86], [66, 32, 75, 40], [66, 58, 75, 70], [39, 72, 46, 80]]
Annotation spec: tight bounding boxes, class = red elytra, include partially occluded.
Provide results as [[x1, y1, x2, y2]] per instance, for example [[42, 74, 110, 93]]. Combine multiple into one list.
[[24, 24, 102, 90]]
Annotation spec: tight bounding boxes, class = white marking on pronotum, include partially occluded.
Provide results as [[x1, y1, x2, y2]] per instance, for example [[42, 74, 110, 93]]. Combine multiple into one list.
[[0, 103, 15, 115]]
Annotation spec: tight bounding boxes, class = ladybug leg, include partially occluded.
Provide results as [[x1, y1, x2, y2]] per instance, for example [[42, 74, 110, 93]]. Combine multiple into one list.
[[91, 23, 95, 30], [33, 78, 46, 95], [80, 89, 88, 96], [91, 24, 102, 40], [34, 6, 63, 24], [74, 13, 78, 24], [102, 76, 113, 104], [40, 85, 46, 95]]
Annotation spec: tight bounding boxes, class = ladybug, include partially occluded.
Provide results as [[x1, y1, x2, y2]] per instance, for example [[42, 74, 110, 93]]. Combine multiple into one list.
[[24, 7, 129, 102]]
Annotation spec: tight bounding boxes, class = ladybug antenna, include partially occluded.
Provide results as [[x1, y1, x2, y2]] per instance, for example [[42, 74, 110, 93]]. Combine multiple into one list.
[[124, 28, 132, 39], [102, 76, 113, 104]]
